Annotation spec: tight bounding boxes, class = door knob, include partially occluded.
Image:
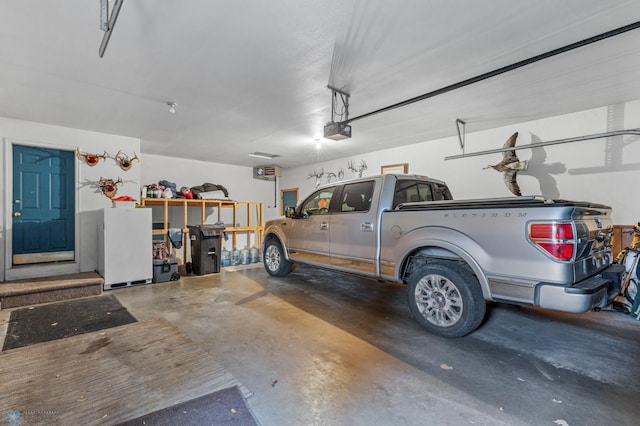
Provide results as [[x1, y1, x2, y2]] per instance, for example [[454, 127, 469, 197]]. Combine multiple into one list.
[[14, 212, 21, 217]]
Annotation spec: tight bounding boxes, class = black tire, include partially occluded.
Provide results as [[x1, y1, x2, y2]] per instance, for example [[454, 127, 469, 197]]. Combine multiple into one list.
[[406, 262, 486, 337], [263, 238, 292, 277]]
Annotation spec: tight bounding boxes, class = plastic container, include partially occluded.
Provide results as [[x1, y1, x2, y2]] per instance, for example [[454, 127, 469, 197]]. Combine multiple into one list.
[[240, 246, 250, 265], [188, 224, 224, 275], [221, 247, 230, 267], [112, 201, 135, 208], [230, 247, 240, 266], [249, 246, 259, 263], [153, 258, 178, 283]]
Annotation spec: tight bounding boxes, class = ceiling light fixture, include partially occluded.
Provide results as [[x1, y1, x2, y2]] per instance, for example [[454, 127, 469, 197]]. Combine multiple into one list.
[[167, 102, 177, 114], [249, 152, 281, 160]]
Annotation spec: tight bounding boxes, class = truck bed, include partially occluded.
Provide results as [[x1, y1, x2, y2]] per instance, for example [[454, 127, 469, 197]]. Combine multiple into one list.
[[397, 196, 611, 211]]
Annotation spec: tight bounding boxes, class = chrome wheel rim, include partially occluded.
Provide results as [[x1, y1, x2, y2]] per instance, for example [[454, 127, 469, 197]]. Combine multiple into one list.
[[265, 244, 281, 272], [414, 273, 463, 327]]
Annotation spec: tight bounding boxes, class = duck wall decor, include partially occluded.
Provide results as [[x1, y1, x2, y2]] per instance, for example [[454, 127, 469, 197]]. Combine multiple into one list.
[[483, 132, 528, 196]]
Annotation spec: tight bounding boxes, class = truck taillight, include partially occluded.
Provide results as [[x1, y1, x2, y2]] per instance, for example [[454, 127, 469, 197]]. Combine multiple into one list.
[[528, 223, 575, 260]]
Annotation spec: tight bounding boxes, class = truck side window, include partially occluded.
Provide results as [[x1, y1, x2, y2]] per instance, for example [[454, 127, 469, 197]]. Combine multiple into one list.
[[394, 180, 421, 207], [300, 187, 335, 217], [432, 183, 453, 201], [394, 180, 441, 207], [417, 183, 433, 201], [339, 181, 374, 212]]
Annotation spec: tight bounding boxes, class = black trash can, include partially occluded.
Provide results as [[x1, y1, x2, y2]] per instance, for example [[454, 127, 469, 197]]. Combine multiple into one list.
[[188, 224, 225, 275]]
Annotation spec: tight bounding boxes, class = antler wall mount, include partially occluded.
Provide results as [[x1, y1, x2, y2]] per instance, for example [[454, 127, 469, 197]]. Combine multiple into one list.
[[114, 150, 140, 171], [98, 177, 123, 198], [348, 160, 368, 178], [77, 148, 108, 166]]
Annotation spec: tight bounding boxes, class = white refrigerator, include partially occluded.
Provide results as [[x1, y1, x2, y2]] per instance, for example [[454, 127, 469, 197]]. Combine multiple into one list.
[[98, 207, 153, 290]]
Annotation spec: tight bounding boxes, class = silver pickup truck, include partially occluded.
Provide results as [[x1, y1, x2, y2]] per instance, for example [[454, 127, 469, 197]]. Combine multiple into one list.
[[262, 174, 623, 336]]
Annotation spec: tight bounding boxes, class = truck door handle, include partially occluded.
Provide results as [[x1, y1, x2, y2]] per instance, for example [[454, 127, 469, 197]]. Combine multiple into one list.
[[320, 222, 329, 230], [361, 222, 373, 232]]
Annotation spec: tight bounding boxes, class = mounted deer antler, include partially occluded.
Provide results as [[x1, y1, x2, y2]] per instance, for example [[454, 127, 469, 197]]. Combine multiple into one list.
[[114, 150, 140, 171], [76, 148, 108, 166], [98, 177, 123, 198], [307, 168, 325, 179], [307, 168, 325, 188], [348, 160, 367, 177], [326, 168, 345, 183]]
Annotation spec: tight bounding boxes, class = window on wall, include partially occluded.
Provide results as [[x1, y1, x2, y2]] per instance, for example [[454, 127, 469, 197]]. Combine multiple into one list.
[[338, 181, 374, 212]]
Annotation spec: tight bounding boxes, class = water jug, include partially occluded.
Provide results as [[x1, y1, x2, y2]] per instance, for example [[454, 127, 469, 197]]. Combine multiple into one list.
[[221, 247, 230, 267], [231, 247, 240, 266], [240, 246, 250, 265], [249, 246, 259, 263]]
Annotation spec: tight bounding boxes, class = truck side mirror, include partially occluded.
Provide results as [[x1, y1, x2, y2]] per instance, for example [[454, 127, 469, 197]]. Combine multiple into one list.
[[285, 206, 296, 218]]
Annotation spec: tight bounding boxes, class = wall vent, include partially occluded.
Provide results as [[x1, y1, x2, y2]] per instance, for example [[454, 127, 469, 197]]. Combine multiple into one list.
[[253, 165, 282, 181]]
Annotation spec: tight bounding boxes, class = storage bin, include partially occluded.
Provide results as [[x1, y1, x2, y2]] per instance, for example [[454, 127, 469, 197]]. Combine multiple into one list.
[[153, 258, 179, 283], [188, 224, 225, 275]]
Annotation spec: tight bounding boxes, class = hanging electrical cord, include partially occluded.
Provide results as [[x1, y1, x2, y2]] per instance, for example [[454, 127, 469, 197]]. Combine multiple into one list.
[[329, 87, 350, 123], [346, 20, 640, 124]]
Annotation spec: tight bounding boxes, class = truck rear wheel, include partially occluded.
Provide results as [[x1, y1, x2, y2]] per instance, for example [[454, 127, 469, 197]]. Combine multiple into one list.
[[407, 262, 485, 337], [263, 238, 292, 277]]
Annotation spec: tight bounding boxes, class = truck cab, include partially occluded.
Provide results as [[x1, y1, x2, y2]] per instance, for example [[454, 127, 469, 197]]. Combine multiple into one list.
[[275, 174, 452, 277]]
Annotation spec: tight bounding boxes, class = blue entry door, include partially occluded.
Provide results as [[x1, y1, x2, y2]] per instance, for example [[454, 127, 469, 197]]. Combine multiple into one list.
[[12, 145, 75, 265]]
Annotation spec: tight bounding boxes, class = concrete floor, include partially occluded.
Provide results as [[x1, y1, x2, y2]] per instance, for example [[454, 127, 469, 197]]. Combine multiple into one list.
[[110, 264, 639, 425]]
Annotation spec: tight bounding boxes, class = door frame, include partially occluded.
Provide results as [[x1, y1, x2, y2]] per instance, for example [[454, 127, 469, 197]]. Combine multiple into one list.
[[2, 138, 81, 281]]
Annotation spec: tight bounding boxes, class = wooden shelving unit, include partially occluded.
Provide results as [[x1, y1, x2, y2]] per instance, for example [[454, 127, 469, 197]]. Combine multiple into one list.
[[141, 198, 264, 251]]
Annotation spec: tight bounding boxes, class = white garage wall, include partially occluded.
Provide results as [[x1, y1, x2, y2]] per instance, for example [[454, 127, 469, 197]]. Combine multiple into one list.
[[281, 100, 640, 225], [141, 154, 278, 254], [1, 117, 141, 281]]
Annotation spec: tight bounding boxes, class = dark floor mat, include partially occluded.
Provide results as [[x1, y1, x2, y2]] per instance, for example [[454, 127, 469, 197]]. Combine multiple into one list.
[[2, 295, 136, 351], [116, 385, 258, 426]]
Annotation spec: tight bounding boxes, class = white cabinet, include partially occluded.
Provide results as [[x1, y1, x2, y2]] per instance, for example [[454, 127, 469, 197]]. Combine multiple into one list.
[[98, 208, 152, 290]]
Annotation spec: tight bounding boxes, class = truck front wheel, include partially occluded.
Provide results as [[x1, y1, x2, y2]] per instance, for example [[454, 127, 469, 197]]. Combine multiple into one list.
[[263, 238, 292, 277], [407, 262, 486, 337]]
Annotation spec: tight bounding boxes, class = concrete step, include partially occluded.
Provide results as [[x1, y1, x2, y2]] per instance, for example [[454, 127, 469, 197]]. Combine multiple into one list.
[[0, 272, 103, 310]]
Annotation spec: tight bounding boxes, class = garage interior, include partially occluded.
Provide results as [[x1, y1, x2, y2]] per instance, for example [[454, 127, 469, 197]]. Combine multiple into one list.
[[1, 1, 640, 425]]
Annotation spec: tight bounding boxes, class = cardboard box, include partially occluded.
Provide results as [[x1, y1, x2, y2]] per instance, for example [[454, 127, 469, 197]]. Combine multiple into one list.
[[153, 258, 178, 283]]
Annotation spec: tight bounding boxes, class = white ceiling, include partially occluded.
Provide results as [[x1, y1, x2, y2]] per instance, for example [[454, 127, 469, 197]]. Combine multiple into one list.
[[1, 1, 640, 168]]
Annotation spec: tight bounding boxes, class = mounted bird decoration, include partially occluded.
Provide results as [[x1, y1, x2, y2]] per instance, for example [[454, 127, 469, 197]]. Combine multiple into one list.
[[483, 132, 528, 196]]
